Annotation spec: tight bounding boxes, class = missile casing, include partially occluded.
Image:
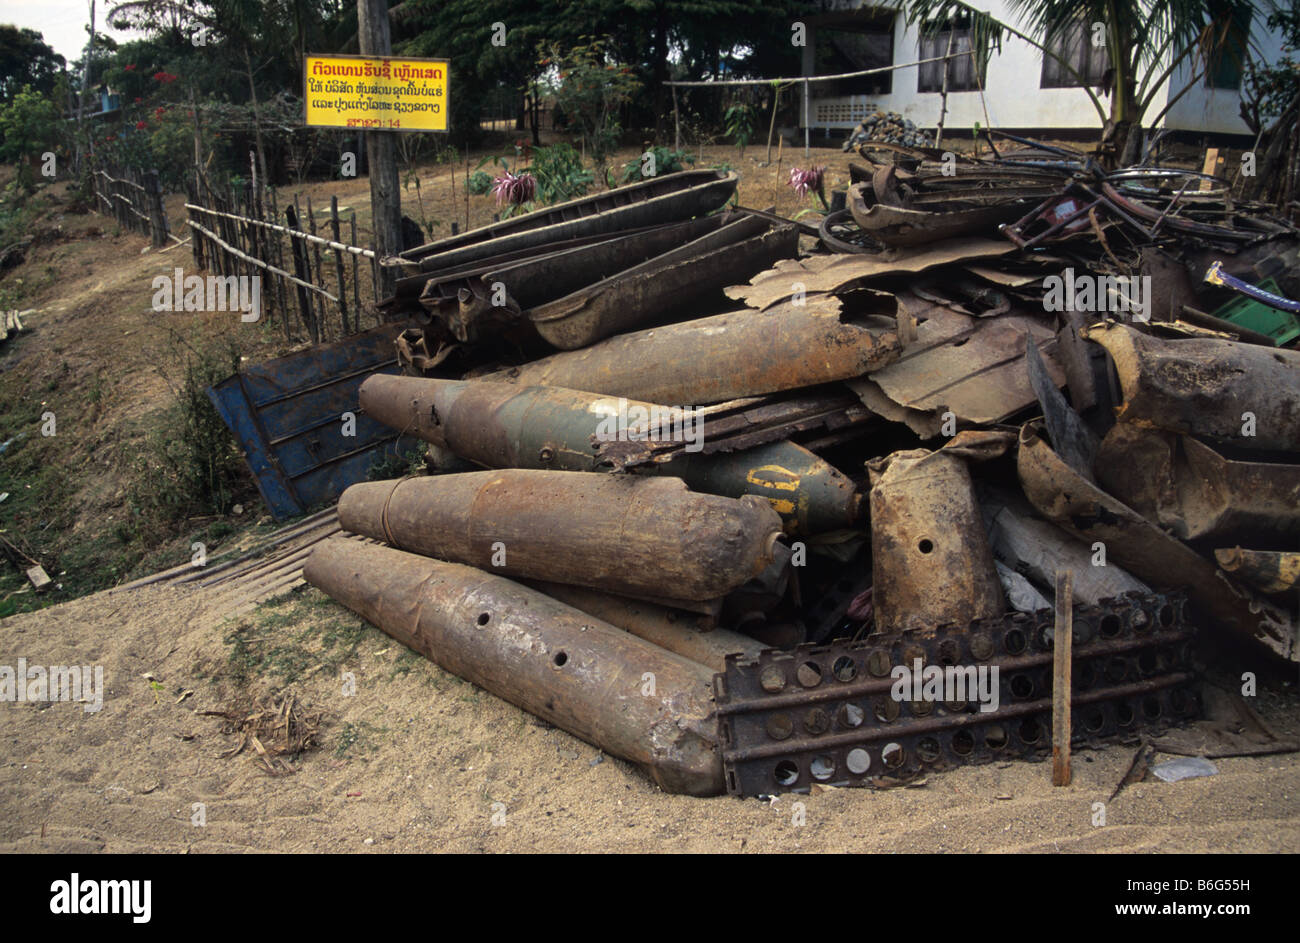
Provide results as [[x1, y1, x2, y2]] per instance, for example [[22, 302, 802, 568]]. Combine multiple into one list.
[[358, 375, 863, 534], [479, 295, 901, 404], [338, 470, 784, 601], [303, 539, 724, 795]]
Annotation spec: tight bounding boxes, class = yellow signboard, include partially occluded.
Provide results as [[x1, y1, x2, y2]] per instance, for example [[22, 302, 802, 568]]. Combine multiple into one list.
[[304, 55, 449, 132]]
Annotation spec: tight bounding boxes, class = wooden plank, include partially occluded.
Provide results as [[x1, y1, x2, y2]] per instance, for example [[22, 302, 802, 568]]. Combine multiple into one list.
[[1199, 148, 1223, 191], [1052, 569, 1073, 787]]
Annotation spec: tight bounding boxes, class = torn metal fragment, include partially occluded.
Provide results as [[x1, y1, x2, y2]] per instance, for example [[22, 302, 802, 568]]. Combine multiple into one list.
[[1096, 424, 1300, 543], [724, 237, 1015, 310], [1018, 421, 1296, 663]]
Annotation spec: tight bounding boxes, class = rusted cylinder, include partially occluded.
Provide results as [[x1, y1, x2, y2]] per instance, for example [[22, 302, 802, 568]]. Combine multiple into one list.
[[479, 295, 901, 405], [303, 540, 724, 795], [867, 448, 1005, 633], [1083, 322, 1300, 452], [529, 580, 766, 672], [338, 470, 784, 601], [358, 375, 864, 535]]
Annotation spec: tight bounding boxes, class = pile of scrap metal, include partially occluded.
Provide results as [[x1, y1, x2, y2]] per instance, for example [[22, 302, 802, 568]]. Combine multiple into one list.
[[299, 157, 1300, 799]]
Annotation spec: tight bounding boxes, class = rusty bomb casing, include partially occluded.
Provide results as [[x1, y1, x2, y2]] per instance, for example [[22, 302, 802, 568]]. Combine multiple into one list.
[[338, 470, 784, 601], [357, 375, 863, 535], [867, 447, 1006, 634], [303, 539, 724, 795], [479, 294, 901, 405]]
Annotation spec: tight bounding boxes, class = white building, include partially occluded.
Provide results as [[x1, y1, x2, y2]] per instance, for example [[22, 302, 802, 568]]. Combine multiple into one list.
[[800, 0, 1281, 137]]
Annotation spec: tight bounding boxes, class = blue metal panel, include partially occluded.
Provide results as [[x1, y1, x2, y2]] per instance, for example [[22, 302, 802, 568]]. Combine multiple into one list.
[[208, 323, 407, 520]]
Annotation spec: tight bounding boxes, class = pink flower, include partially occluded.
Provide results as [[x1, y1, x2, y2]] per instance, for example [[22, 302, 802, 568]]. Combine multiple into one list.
[[491, 171, 536, 207], [788, 166, 826, 199]]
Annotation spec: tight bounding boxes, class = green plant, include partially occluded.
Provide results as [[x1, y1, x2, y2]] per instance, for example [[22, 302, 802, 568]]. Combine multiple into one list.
[[619, 145, 694, 184], [367, 446, 427, 481], [466, 169, 494, 195], [723, 102, 756, 156], [124, 333, 245, 540], [531, 142, 593, 203]]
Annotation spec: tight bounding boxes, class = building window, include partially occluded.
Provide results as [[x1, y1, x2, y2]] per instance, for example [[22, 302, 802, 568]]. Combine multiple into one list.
[[917, 19, 982, 93], [1040, 20, 1109, 88]]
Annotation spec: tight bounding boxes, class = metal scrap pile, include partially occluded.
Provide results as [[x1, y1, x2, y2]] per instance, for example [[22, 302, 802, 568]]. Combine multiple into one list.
[[302, 146, 1300, 798]]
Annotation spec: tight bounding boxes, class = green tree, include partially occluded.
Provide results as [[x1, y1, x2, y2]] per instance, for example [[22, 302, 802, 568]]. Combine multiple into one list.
[[0, 25, 66, 102], [0, 86, 62, 191]]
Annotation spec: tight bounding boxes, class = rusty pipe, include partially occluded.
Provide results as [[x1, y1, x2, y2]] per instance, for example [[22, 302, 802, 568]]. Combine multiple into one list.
[[338, 470, 784, 602], [303, 539, 724, 795]]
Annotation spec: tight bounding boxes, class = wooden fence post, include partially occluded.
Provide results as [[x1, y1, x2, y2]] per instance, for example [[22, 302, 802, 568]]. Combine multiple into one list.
[[144, 170, 167, 247], [285, 203, 319, 344]]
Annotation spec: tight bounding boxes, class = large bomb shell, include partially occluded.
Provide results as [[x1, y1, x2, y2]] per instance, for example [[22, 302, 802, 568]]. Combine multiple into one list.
[[303, 539, 724, 795], [338, 470, 784, 601]]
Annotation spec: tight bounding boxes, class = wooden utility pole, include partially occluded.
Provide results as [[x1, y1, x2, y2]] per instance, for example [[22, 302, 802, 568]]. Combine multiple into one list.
[[358, 0, 402, 299]]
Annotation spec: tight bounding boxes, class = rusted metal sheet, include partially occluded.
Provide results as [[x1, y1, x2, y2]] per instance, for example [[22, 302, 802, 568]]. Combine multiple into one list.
[[357, 376, 864, 534], [338, 470, 784, 601], [870, 311, 1067, 424], [1018, 421, 1297, 663], [1083, 322, 1300, 452], [867, 442, 1006, 634], [481, 294, 902, 405], [403, 170, 740, 273], [531, 215, 799, 350], [207, 323, 404, 520], [715, 592, 1198, 795], [1095, 424, 1300, 543], [724, 238, 1016, 311], [528, 581, 765, 671], [1214, 548, 1300, 596], [303, 539, 724, 795]]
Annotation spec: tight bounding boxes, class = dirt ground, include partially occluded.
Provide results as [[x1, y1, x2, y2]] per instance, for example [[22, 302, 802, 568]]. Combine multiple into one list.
[[1, 580, 1297, 853]]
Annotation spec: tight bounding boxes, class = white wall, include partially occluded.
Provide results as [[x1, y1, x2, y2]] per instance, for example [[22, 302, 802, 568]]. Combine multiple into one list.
[[806, 0, 1273, 135]]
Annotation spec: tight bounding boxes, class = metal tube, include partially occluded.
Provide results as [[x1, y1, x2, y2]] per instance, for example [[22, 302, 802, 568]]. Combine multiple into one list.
[[303, 539, 724, 795]]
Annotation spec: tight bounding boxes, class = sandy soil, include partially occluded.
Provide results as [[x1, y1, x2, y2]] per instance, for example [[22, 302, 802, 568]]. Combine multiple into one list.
[[1, 582, 1297, 853]]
